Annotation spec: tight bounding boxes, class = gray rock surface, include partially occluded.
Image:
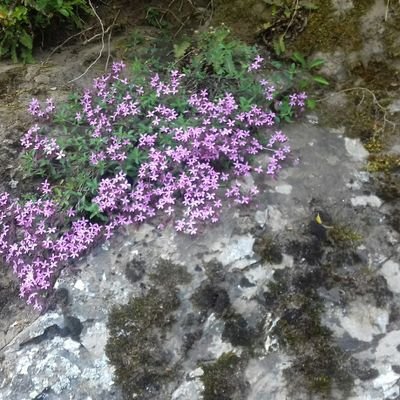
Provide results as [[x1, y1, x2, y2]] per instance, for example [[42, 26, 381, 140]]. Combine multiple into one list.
[[1, 2, 400, 398], [0, 117, 399, 399]]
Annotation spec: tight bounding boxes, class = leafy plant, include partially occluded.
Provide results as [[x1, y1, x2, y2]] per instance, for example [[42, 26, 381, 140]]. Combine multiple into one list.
[[265, 50, 328, 115], [291, 51, 328, 85], [145, 6, 169, 29], [0, 0, 90, 62], [3, 26, 321, 310], [263, 0, 318, 16], [188, 27, 256, 79], [273, 34, 286, 57]]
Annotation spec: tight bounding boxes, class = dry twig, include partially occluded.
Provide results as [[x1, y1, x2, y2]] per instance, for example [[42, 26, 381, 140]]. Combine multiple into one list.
[[317, 87, 397, 133], [43, 25, 96, 64], [284, 0, 299, 36], [105, 10, 120, 72], [68, 0, 105, 84]]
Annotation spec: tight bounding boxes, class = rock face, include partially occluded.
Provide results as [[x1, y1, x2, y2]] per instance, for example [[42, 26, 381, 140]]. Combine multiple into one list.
[[1, 1, 400, 397], [0, 117, 399, 399]]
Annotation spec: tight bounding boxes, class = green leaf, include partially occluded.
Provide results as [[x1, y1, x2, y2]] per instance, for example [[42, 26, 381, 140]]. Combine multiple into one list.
[[173, 40, 190, 60], [10, 43, 18, 63], [313, 76, 329, 86], [59, 8, 70, 17], [308, 58, 325, 70], [306, 98, 316, 109], [19, 29, 32, 49], [129, 147, 144, 165], [273, 35, 285, 56], [271, 61, 282, 69], [224, 53, 236, 76], [291, 51, 306, 68], [278, 35, 285, 53], [300, 1, 319, 10], [83, 202, 101, 219]]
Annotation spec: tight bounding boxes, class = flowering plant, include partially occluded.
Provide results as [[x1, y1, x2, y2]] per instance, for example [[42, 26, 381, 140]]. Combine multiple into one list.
[[3, 33, 310, 309]]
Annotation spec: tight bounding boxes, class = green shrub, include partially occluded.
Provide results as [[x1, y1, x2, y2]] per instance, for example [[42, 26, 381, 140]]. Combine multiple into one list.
[[0, 0, 90, 62]]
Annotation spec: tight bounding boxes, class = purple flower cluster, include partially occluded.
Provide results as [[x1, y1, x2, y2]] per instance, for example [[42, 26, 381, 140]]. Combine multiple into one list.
[[21, 124, 65, 160], [28, 98, 55, 119], [248, 55, 264, 72], [3, 58, 305, 309], [0, 191, 101, 310], [84, 69, 290, 235], [289, 92, 307, 108]]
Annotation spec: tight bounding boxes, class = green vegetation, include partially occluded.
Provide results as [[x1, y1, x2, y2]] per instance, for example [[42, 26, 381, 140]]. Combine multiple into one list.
[[329, 224, 363, 248], [201, 352, 244, 400], [106, 288, 179, 398], [0, 0, 90, 62], [106, 259, 191, 398], [149, 259, 192, 288], [367, 153, 400, 174], [266, 267, 353, 396], [291, 0, 375, 54], [253, 233, 283, 264], [383, 0, 400, 58], [20, 25, 320, 221]]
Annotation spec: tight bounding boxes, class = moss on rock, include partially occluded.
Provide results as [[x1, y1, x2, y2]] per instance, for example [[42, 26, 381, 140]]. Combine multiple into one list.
[[265, 267, 353, 396], [201, 352, 245, 400], [105, 258, 189, 400], [106, 288, 180, 398], [291, 0, 375, 55], [253, 233, 283, 264]]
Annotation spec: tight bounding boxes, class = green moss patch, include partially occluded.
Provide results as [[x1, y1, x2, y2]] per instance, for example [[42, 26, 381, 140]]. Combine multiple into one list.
[[201, 352, 246, 400], [367, 153, 400, 173], [265, 267, 353, 396], [383, 1, 400, 58], [150, 259, 192, 288], [106, 287, 180, 398], [106, 259, 190, 398], [328, 224, 363, 248], [253, 233, 283, 264], [291, 0, 375, 55]]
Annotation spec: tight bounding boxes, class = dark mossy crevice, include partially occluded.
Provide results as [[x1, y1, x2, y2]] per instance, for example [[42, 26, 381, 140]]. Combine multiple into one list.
[[150, 259, 192, 288], [191, 269, 263, 350], [201, 352, 248, 400], [339, 268, 393, 309], [286, 237, 324, 265], [286, 212, 362, 269], [222, 312, 260, 348], [368, 154, 400, 203], [389, 207, 400, 233], [253, 232, 283, 264], [374, 173, 400, 202], [203, 260, 226, 283], [265, 267, 354, 396], [125, 258, 146, 283], [260, 211, 372, 395], [191, 282, 231, 317], [350, 62, 400, 93], [106, 259, 194, 398], [260, 207, 396, 395], [106, 287, 180, 399], [383, 1, 400, 58], [290, 0, 376, 55]]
